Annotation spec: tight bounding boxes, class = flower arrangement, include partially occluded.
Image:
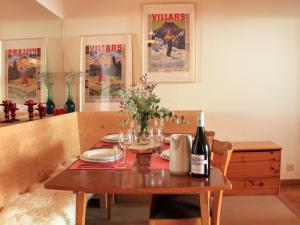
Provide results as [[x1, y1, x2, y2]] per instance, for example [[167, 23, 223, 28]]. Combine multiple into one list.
[[39, 72, 53, 101], [119, 74, 186, 142], [39, 72, 55, 114], [64, 71, 83, 112], [64, 71, 77, 100]]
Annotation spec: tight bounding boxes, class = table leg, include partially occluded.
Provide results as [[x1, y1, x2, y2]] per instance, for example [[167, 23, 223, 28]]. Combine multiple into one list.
[[76, 191, 87, 225], [211, 190, 223, 225], [200, 191, 211, 225], [107, 194, 113, 220]]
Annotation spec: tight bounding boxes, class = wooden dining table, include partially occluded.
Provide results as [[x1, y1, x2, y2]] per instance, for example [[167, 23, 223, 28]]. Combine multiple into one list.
[[44, 143, 232, 225]]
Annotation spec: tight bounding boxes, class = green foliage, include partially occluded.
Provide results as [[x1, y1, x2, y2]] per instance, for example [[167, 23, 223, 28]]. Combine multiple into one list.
[[118, 74, 187, 129]]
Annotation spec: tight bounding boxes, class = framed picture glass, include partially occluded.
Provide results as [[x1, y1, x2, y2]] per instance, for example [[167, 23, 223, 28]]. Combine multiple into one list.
[[143, 4, 195, 83], [0, 38, 45, 110], [80, 34, 132, 111]]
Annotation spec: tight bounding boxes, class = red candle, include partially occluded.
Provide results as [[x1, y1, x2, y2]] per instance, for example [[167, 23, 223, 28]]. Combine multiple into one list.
[[2, 100, 10, 105], [25, 99, 35, 105], [11, 103, 17, 110]]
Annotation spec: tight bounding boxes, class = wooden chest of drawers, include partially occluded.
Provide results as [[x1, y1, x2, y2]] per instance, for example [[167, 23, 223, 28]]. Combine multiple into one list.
[[226, 141, 282, 195]]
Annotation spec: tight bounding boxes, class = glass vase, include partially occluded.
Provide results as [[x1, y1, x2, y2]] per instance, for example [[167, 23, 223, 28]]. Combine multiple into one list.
[[64, 98, 75, 113], [46, 99, 55, 114], [136, 117, 150, 145]]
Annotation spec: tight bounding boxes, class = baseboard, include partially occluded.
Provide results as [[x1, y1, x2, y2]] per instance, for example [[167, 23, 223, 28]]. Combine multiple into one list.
[[277, 195, 300, 218], [281, 179, 300, 185]]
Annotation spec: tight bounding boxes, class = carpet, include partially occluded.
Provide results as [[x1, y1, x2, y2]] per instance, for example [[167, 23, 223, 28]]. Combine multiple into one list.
[[221, 196, 300, 225], [86, 196, 300, 225]]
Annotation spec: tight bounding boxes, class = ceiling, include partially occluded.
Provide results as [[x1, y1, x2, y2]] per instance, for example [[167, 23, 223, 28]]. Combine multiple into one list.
[[0, 0, 60, 21]]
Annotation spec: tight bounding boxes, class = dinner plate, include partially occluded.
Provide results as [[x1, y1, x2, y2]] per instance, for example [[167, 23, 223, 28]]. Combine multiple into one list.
[[102, 134, 120, 143], [80, 148, 123, 162], [160, 149, 170, 160]]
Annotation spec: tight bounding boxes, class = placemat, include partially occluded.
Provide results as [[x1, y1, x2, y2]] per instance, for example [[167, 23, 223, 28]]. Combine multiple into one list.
[[69, 152, 136, 170], [150, 155, 169, 170]]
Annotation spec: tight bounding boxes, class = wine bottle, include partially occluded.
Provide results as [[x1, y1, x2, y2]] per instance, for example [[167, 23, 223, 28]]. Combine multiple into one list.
[[191, 111, 211, 178]]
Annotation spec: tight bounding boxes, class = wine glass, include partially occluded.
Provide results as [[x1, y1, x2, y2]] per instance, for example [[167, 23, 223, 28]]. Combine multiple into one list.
[[149, 127, 163, 155], [117, 132, 133, 168], [154, 118, 164, 130], [128, 121, 137, 143]]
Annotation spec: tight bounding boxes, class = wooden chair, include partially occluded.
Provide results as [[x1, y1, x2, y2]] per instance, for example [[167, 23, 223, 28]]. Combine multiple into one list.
[[148, 139, 233, 225]]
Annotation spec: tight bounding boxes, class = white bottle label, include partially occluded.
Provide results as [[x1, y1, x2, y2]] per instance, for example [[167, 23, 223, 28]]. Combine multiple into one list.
[[191, 154, 208, 174]]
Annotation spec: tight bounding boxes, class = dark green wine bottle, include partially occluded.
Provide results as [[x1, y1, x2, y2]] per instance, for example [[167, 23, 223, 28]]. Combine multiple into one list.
[[191, 111, 211, 178]]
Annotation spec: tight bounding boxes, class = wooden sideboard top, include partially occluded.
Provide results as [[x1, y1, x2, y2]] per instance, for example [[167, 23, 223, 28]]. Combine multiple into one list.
[[232, 141, 282, 152]]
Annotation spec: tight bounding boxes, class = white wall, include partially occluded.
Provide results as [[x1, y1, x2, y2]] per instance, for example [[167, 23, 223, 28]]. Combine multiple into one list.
[[0, 19, 64, 106], [63, 0, 300, 179]]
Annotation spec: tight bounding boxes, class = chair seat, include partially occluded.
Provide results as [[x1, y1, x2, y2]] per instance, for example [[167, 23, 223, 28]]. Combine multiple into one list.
[[150, 194, 201, 219]]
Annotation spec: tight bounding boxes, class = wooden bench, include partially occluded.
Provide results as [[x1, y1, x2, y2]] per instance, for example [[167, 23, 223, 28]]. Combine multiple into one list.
[[0, 111, 199, 223]]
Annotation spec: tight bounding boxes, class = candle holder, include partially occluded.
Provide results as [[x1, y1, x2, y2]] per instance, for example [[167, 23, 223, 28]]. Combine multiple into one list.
[[0, 100, 12, 123], [36, 103, 47, 119], [24, 99, 37, 121], [9, 102, 19, 121]]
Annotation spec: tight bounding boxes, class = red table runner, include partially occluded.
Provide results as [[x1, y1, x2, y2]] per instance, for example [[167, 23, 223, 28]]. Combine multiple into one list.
[[70, 139, 170, 170]]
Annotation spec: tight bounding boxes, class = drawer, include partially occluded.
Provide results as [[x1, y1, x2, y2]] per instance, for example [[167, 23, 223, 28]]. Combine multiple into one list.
[[230, 151, 280, 163], [227, 161, 280, 178], [245, 178, 280, 195], [225, 178, 245, 195], [230, 178, 245, 190], [245, 177, 279, 189]]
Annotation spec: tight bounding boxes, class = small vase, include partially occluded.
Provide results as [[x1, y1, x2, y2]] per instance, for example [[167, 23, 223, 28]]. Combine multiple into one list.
[[46, 99, 55, 114], [64, 98, 75, 113], [136, 118, 150, 145]]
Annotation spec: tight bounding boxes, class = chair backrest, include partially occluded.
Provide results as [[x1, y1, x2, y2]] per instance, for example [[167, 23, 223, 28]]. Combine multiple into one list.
[[205, 130, 215, 149], [210, 139, 233, 225], [211, 139, 233, 176]]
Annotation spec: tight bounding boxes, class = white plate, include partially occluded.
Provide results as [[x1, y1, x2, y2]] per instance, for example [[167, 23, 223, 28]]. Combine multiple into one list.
[[160, 149, 170, 160], [102, 134, 120, 143], [80, 148, 122, 162]]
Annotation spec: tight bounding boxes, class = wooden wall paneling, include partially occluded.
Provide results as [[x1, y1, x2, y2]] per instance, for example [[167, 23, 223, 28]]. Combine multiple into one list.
[[0, 113, 81, 208], [77, 111, 200, 152]]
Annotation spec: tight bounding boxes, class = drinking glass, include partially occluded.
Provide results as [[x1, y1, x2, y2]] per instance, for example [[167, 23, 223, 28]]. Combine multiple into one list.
[[149, 127, 163, 155], [128, 121, 137, 142], [154, 118, 164, 130], [117, 132, 132, 168]]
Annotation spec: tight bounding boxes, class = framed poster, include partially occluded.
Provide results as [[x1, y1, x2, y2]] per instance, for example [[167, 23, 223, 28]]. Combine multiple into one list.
[[80, 34, 132, 111], [143, 4, 195, 83], [0, 38, 45, 110]]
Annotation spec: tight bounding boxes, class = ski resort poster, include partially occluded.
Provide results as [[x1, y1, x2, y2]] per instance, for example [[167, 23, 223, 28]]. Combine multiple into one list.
[[80, 34, 132, 111], [143, 4, 195, 83], [2, 38, 44, 109]]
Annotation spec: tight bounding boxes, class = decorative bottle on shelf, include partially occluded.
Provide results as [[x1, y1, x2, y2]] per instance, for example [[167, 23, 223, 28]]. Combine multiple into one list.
[[46, 86, 55, 114], [191, 111, 211, 178], [64, 71, 76, 113], [64, 98, 75, 113], [46, 98, 55, 114]]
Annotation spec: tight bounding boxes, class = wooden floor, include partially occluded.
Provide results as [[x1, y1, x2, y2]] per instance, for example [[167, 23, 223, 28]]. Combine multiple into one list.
[[280, 184, 300, 210]]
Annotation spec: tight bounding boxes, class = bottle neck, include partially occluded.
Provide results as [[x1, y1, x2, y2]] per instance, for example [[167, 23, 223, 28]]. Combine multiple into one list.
[[196, 126, 205, 136], [197, 112, 205, 127]]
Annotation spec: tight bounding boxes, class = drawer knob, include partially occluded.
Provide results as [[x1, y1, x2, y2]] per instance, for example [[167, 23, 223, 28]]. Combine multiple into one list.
[[248, 180, 254, 185], [270, 166, 275, 170]]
